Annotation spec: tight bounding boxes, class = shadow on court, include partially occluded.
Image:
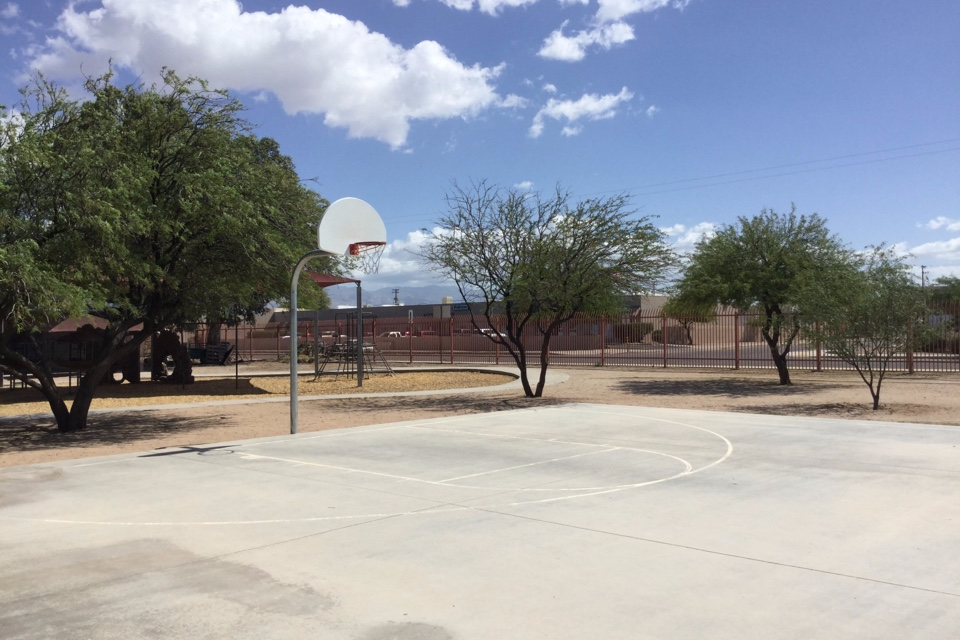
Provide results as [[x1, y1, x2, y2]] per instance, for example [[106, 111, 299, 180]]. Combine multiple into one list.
[[615, 377, 817, 398]]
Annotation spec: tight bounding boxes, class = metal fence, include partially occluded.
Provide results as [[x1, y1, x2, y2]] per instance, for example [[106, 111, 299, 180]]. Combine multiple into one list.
[[185, 305, 960, 374]]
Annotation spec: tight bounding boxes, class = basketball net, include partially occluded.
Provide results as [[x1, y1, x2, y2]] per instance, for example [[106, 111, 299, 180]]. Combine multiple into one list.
[[348, 241, 386, 274]]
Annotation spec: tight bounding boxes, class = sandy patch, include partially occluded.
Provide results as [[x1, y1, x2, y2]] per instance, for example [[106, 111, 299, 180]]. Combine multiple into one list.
[[2, 364, 959, 468]]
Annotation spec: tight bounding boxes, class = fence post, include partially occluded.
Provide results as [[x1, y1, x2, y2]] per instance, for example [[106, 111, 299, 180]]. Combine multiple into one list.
[[449, 316, 455, 364], [815, 321, 822, 372], [734, 310, 740, 370], [600, 317, 606, 366], [408, 317, 413, 364], [907, 324, 914, 374], [662, 311, 668, 368]]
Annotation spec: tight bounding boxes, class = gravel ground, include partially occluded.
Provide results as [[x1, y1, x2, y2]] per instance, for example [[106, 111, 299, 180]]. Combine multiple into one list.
[[0, 369, 512, 416], [3, 363, 960, 468]]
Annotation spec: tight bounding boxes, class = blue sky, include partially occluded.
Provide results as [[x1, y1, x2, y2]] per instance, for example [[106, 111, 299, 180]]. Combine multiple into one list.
[[2, 0, 958, 295]]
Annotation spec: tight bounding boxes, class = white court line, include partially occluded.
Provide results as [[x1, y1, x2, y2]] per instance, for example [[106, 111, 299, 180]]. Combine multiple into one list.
[[8, 408, 733, 525], [437, 447, 620, 482], [236, 447, 692, 492], [404, 423, 677, 453]]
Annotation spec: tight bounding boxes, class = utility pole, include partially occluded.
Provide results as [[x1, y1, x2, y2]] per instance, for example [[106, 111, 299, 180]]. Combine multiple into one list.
[[921, 265, 927, 288], [392, 288, 400, 305]]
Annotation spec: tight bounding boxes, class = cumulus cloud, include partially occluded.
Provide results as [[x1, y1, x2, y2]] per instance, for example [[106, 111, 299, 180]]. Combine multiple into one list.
[[498, 93, 529, 109], [905, 237, 960, 262], [529, 86, 633, 137], [645, 104, 660, 118], [661, 222, 716, 253], [922, 216, 960, 232], [513, 180, 535, 190], [347, 227, 453, 289], [538, 19, 634, 61], [26, 0, 503, 149], [596, 0, 691, 24], [0, 1, 19, 35], [395, 0, 538, 14]]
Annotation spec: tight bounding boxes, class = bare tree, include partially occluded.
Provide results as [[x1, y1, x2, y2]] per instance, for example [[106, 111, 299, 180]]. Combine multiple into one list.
[[420, 181, 674, 397], [799, 247, 929, 410]]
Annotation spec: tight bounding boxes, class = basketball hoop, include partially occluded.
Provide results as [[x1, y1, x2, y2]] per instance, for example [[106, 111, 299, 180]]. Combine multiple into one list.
[[348, 241, 386, 274]]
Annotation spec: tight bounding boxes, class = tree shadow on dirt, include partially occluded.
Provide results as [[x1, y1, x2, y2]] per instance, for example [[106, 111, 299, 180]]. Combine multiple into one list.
[[0, 412, 225, 454], [0, 377, 271, 404], [301, 392, 569, 417], [733, 401, 881, 420], [614, 378, 817, 398]]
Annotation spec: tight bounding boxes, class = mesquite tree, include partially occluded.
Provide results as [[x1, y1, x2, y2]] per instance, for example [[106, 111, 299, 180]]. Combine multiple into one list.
[[673, 206, 850, 385], [798, 247, 929, 409], [420, 181, 674, 397], [0, 69, 331, 431]]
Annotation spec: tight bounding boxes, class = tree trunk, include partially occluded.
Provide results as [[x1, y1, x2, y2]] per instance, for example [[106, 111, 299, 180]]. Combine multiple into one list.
[[37, 372, 72, 431], [534, 332, 554, 397], [206, 321, 222, 346], [0, 345, 73, 430], [61, 360, 111, 431], [761, 310, 792, 385], [65, 381, 98, 431], [501, 331, 534, 397], [871, 379, 881, 410], [771, 350, 792, 385]]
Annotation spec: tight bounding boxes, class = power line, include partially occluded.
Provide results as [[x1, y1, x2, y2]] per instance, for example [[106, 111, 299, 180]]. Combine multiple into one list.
[[624, 146, 960, 198], [572, 138, 960, 200], [383, 137, 960, 225]]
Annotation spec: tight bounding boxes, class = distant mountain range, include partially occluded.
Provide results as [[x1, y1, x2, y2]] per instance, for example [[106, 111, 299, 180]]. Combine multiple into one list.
[[325, 284, 461, 308]]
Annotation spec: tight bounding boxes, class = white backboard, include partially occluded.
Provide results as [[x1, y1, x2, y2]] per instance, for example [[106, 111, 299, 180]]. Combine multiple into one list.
[[317, 197, 387, 256]]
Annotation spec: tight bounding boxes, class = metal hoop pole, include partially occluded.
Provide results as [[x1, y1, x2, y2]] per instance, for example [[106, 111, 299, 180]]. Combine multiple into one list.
[[356, 282, 364, 387], [290, 249, 329, 435]]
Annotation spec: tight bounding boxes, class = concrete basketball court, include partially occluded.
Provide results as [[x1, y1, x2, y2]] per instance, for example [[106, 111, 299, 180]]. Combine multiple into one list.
[[1, 403, 958, 639]]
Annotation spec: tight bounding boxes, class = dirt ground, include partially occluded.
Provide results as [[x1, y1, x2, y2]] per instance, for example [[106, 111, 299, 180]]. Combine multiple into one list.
[[2, 362, 959, 468]]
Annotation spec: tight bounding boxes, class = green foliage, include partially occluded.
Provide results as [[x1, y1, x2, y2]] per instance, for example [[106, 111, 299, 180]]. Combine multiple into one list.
[[421, 180, 675, 396], [650, 326, 688, 345], [798, 247, 930, 409], [929, 276, 960, 306], [673, 205, 850, 384], [614, 321, 654, 343], [661, 297, 716, 345], [0, 68, 334, 430]]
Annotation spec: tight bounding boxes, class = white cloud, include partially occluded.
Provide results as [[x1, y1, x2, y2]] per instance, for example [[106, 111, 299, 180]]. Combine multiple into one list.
[[645, 104, 660, 118], [498, 93, 529, 109], [26, 0, 504, 149], [596, 0, 690, 24], [513, 180, 534, 190], [529, 86, 633, 138], [661, 222, 716, 253], [347, 227, 449, 289], [922, 216, 960, 232], [905, 237, 960, 262], [543, 82, 558, 94], [538, 20, 634, 61], [0, 1, 19, 35], [396, 0, 539, 14]]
